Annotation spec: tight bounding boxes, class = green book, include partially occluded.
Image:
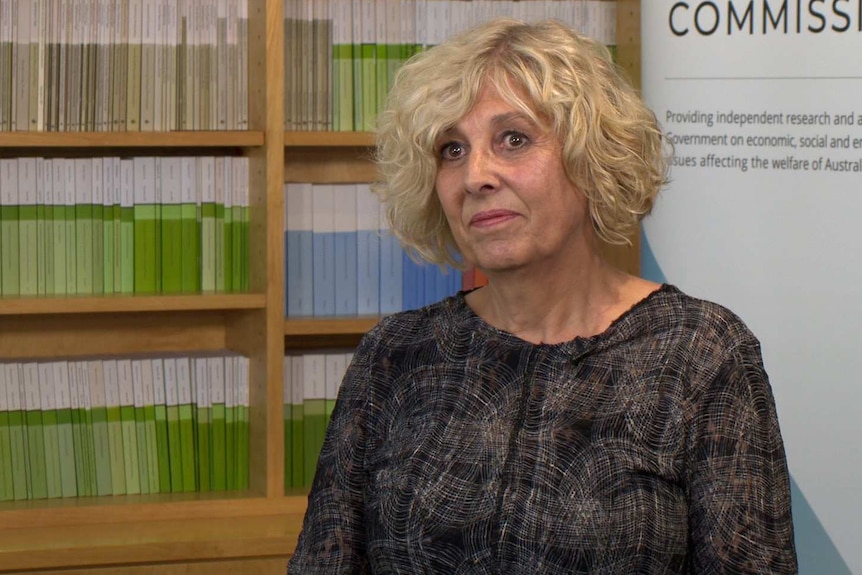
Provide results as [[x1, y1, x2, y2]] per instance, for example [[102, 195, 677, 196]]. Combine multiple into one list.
[[131, 360, 150, 494], [1, 159, 20, 296], [209, 356, 226, 491], [18, 159, 38, 296], [199, 157, 216, 292], [289, 355, 304, 490], [228, 159, 241, 292], [78, 362, 98, 497], [0, 365, 14, 501], [133, 157, 157, 294], [50, 160, 67, 296], [160, 157, 183, 293], [213, 158, 227, 293], [179, 158, 200, 293], [37, 364, 62, 498], [193, 357, 211, 492], [35, 159, 49, 295], [163, 357, 184, 492], [302, 354, 326, 489], [36, 158, 54, 295], [282, 356, 292, 491], [140, 359, 160, 493], [63, 160, 77, 295], [236, 356, 249, 490], [119, 160, 135, 295], [5, 364, 29, 500], [22, 363, 48, 499], [91, 159, 105, 295], [74, 160, 94, 295], [103, 359, 127, 495], [87, 361, 113, 497], [117, 359, 141, 495], [176, 357, 197, 492], [53, 362, 78, 498], [224, 356, 236, 490], [150, 358, 172, 493], [102, 158, 117, 295], [238, 159, 250, 291]]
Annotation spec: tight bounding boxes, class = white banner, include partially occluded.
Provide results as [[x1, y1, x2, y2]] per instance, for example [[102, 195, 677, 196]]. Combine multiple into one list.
[[641, 2, 862, 573]]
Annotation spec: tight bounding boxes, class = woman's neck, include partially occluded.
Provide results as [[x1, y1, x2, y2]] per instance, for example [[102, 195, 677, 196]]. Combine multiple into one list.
[[465, 252, 657, 345]]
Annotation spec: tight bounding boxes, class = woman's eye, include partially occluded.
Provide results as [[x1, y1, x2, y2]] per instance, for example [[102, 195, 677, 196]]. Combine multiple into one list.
[[440, 142, 464, 160], [503, 132, 528, 148]]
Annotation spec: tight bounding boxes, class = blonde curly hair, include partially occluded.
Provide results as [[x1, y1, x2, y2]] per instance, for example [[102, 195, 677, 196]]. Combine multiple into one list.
[[373, 18, 669, 268]]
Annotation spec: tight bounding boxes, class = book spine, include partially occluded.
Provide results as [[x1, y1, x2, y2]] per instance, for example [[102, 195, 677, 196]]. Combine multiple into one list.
[[176, 356, 197, 492], [302, 353, 326, 488], [311, 184, 336, 317], [23, 362, 47, 499], [103, 359, 127, 494], [38, 363, 61, 498], [0, 367, 13, 501], [150, 358, 171, 493], [131, 359, 150, 494], [88, 360, 113, 497], [117, 359, 141, 494], [209, 355, 226, 491], [333, 184, 358, 317], [163, 357, 183, 492], [355, 183, 380, 316], [6, 364, 29, 500]]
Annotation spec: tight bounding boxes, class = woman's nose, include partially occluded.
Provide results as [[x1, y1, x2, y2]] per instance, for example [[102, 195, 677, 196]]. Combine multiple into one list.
[[463, 148, 500, 195]]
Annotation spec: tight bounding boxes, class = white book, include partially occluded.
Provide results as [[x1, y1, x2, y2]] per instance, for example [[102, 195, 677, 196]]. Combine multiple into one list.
[[87, 359, 112, 496]]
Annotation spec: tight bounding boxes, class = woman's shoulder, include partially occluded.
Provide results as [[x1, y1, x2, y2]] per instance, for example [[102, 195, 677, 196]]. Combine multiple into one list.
[[631, 285, 764, 370], [364, 292, 472, 345]]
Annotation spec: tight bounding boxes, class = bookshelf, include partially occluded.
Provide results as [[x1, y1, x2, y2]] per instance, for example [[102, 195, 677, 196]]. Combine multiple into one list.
[[0, 1, 640, 574]]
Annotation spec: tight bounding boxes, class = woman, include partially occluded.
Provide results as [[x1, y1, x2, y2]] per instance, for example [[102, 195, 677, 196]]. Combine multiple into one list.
[[288, 19, 797, 575]]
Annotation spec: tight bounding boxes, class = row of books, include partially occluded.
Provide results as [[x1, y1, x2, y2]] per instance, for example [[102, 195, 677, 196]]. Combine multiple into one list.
[[0, 353, 249, 502], [284, 0, 617, 131], [0, 156, 249, 297], [284, 182, 462, 318], [0, 0, 249, 132], [283, 350, 353, 489]]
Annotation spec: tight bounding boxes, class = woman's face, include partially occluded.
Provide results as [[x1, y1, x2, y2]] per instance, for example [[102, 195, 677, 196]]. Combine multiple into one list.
[[434, 84, 593, 274]]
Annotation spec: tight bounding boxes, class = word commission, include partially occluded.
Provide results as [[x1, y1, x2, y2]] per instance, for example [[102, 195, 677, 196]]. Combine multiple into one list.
[[669, 0, 862, 35]]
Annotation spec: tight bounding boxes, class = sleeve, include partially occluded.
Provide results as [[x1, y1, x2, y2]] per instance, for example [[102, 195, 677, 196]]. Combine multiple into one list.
[[287, 329, 380, 575], [685, 335, 798, 574]]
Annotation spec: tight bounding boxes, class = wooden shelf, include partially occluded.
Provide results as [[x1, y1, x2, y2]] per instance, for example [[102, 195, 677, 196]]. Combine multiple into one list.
[[0, 293, 267, 316], [0, 495, 307, 573], [0, 131, 265, 148], [284, 317, 380, 350], [284, 316, 380, 336], [284, 131, 374, 147]]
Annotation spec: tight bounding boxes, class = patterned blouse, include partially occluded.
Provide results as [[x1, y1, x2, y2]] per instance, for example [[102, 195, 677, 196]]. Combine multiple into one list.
[[288, 284, 798, 574]]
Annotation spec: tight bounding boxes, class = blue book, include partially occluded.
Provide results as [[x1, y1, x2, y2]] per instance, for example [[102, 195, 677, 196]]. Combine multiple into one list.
[[285, 183, 314, 317], [355, 184, 380, 316], [333, 185, 358, 317], [378, 203, 403, 314], [312, 185, 336, 317]]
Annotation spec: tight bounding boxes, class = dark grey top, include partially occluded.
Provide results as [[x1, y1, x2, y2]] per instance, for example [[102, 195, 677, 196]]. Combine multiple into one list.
[[288, 284, 797, 574]]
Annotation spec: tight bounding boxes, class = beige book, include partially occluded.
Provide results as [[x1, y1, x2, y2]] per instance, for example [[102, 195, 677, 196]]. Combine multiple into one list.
[[140, 0, 155, 131], [126, 0, 142, 130], [0, 1, 13, 130], [13, 0, 30, 131], [28, 0, 42, 131]]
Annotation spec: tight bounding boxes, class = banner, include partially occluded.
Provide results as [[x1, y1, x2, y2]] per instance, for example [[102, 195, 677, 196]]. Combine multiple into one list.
[[641, 2, 862, 573]]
